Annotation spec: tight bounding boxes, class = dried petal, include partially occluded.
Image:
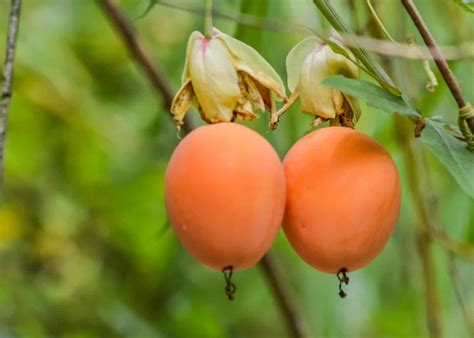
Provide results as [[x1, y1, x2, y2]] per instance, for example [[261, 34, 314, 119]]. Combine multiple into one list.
[[346, 95, 362, 123], [215, 29, 287, 101], [332, 89, 354, 128], [332, 89, 346, 116], [239, 72, 265, 112], [170, 79, 194, 130], [234, 97, 257, 121]]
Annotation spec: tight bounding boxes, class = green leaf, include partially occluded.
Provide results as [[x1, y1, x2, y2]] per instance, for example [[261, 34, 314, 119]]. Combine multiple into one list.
[[452, 0, 474, 14], [312, 0, 401, 96], [136, 0, 155, 19], [422, 119, 474, 198], [322, 75, 420, 117]]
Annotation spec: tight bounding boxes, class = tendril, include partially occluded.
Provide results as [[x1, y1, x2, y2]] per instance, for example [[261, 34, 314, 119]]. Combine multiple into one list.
[[222, 266, 236, 300], [337, 268, 350, 298]]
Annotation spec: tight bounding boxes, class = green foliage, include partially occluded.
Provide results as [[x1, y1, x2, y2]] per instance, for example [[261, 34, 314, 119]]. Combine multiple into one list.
[[422, 119, 474, 197], [322, 75, 420, 117], [313, 0, 401, 96], [0, 0, 473, 337], [452, 0, 474, 14]]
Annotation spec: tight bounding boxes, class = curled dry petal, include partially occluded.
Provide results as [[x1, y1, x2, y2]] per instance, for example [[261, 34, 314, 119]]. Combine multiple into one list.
[[215, 29, 287, 101], [239, 72, 265, 112], [171, 79, 194, 130]]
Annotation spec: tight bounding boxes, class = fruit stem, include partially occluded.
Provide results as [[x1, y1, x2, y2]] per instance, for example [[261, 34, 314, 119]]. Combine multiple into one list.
[[204, 0, 213, 38]]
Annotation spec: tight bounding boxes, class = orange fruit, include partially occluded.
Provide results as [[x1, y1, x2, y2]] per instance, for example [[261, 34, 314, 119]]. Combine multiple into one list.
[[165, 123, 286, 271], [283, 127, 401, 273]]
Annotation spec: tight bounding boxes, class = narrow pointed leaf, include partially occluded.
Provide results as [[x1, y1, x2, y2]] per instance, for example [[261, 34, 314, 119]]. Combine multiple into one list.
[[422, 119, 474, 198], [451, 0, 474, 14], [322, 75, 420, 117], [313, 0, 401, 96]]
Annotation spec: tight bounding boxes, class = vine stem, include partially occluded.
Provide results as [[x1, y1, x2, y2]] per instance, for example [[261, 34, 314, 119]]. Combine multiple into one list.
[[98, 1, 308, 337], [204, 0, 213, 37], [0, 0, 22, 198], [260, 255, 309, 338], [97, 0, 194, 134], [401, 0, 474, 135]]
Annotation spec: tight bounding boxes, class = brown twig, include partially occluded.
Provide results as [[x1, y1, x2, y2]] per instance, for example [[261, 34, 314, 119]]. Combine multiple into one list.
[[401, 0, 474, 134], [97, 0, 194, 134], [98, 1, 308, 336], [0, 0, 22, 197], [260, 254, 309, 338]]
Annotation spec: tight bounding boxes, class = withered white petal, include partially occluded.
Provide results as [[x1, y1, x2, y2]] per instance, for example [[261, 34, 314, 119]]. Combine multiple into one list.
[[215, 29, 287, 100], [181, 31, 204, 83], [299, 47, 336, 119], [285, 36, 319, 93], [189, 37, 240, 123], [171, 79, 194, 128]]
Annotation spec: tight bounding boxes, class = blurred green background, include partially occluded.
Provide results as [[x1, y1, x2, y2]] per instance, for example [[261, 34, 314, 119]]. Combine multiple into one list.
[[0, 0, 473, 337]]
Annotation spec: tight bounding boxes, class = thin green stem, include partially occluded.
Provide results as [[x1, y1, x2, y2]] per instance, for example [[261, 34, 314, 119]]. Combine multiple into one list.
[[366, 0, 398, 44], [204, 0, 213, 37]]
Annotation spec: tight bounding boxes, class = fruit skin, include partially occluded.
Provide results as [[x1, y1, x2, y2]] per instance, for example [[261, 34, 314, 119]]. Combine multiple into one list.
[[165, 122, 286, 271], [283, 127, 401, 274]]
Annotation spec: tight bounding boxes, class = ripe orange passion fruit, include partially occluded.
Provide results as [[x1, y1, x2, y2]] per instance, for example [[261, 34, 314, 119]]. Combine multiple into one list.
[[165, 122, 286, 271], [283, 127, 401, 274]]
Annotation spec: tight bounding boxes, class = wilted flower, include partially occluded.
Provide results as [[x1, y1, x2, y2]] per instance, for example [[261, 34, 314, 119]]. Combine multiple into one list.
[[276, 36, 361, 128], [171, 29, 287, 130]]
